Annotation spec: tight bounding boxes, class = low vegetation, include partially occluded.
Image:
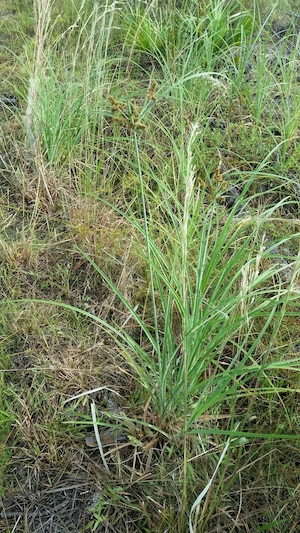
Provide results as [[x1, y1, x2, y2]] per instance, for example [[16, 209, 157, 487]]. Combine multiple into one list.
[[0, 0, 299, 531]]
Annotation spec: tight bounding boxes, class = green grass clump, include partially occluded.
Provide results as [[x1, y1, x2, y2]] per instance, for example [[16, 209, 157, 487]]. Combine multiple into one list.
[[0, 0, 299, 531]]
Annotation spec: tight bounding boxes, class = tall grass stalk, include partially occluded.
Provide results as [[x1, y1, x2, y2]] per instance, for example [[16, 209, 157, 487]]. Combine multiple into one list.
[[180, 123, 199, 511], [24, 0, 52, 147]]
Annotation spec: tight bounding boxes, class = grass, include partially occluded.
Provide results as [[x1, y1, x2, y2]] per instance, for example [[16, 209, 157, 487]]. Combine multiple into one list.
[[0, 0, 300, 531]]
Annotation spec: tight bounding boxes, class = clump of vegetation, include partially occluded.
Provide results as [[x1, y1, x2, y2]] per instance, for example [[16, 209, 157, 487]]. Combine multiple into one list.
[[0, 0, 299, 531]]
